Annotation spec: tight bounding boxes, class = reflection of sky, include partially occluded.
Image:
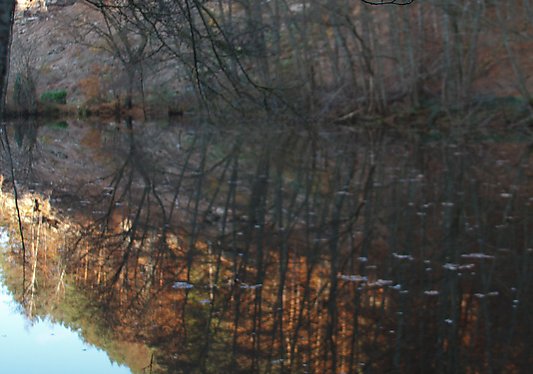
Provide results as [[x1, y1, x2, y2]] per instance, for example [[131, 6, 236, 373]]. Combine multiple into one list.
[[0, 286, 131, 374], [0, 229, 131, 374]]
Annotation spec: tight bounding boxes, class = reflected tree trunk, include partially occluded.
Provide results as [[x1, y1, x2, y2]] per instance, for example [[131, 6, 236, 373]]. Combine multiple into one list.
[[1, 118, 532, 372], [1, 2, 25, 298]]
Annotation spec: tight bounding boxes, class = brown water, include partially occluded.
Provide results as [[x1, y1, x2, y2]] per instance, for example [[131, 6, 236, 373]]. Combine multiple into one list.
[[0, 118, 532, 373]]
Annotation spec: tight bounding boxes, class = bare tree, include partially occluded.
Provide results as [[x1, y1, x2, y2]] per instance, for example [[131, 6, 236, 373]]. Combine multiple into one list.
[[9, 31, 44, 115], [0, 1, 16, 115], [69, 1, 164, 115], [50, 0, 532, 122]]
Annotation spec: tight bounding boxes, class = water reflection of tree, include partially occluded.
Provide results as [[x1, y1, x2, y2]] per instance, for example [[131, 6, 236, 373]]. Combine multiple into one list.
[[1, 123, 532, 373], [0, 119, 39, 182]]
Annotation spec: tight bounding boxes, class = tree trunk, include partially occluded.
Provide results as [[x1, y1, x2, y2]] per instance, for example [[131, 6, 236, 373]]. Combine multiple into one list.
[[0, 1, 16, 116]]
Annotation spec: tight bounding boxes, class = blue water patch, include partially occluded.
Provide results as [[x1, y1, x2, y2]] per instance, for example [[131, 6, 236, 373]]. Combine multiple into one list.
[[0, 230, 130, 374]]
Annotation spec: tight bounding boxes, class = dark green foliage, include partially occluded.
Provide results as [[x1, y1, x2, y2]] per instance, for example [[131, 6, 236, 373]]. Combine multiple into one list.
[[46, 120, 69, 129], [77, 106, 92, 117], [40, 89, 67, 104], [13, 73, 37, 113]]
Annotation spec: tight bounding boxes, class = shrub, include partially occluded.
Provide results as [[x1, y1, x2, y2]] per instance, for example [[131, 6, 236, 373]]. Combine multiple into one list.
[[40, 90, 67, 104], [77, 106, 92, 117], [13, 73, 37, 113], [46, 121, 69, 129]]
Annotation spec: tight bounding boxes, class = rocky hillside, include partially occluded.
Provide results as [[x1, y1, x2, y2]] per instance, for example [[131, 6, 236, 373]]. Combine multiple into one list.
[[8, 1, 180, 114], [7, 1, 533, 122]]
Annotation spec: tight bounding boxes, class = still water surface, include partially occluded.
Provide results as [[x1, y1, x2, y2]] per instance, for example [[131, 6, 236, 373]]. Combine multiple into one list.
[[1, 223, 129, 373], [0, 269, 130, 373], [0, 119, 531, 373]]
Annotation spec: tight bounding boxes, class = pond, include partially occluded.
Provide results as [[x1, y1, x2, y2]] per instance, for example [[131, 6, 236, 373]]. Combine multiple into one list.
[[0, 118, 531, 373]]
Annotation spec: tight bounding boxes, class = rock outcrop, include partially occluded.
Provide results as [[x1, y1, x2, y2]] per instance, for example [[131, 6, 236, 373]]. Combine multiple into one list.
[[17, 0, 76, 14]]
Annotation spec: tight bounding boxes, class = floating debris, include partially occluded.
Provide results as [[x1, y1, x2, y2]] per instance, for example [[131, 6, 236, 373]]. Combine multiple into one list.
[[424, 290, 440, 296], [389, 284, 402, 291], [474, 292, 499, 299], [392, 253, 414, 261], [240, 283, 263, 290], [443, 263, 458, 271], [461, 253, 495, 259], [339, 274, 368, 282], [367, 279, 394, 288], [335, 190, 351, 196], [172, 281, 194, 289], [443, 263, 476, 271]]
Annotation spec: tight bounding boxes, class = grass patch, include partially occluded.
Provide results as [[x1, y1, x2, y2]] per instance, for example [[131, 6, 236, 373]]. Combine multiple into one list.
[[40, 90, 67, 104], [46, 120, 69, 129]]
